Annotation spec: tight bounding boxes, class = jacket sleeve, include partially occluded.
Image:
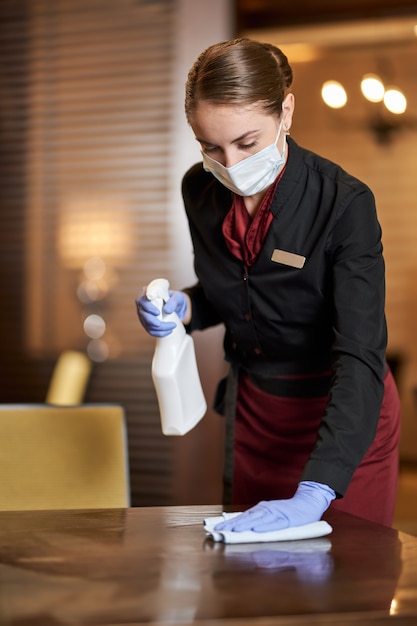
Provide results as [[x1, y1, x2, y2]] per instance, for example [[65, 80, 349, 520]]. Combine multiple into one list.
[[181, 163, 229, 333], [301, 187, 387, 496], [183, 281, 224, 332]]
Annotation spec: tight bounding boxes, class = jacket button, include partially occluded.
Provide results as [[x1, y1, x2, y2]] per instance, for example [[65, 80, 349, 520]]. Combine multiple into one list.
[[244, 313, 250, 321], [254, 347, 261, 355]]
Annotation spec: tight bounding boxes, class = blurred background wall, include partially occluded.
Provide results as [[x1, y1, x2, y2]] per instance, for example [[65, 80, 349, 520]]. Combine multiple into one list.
[[1, 0, 417, 506], [0, 0, 233, 506]]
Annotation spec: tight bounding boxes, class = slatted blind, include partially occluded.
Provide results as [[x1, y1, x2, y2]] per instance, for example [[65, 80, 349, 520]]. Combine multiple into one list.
[[0, 0, 178, 505], [25, 0, 174, 357]]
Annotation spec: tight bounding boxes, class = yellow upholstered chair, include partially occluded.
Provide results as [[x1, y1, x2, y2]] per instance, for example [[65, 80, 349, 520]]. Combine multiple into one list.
[[46, 350, 92, 405], [0, 403, 130, 511]]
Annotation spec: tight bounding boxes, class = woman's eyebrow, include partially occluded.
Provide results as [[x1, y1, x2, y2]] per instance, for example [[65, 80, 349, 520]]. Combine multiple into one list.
[[194, 136, 216, 146], [195, 129, 260, 146], [231, 130, 259, 144]]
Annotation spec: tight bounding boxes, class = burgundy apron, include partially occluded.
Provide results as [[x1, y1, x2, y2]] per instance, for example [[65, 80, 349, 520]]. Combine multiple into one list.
[[232, 366, 401, 526]]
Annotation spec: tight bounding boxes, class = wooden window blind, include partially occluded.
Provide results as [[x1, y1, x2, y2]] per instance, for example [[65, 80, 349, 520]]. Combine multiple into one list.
[[0, 0, 178, 505]]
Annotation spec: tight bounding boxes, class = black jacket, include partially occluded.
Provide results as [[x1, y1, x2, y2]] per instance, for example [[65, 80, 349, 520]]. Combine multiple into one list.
[[181, 137, 387, 496]]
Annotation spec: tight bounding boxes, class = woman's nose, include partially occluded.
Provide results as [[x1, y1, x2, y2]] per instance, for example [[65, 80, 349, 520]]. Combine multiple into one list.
[[224, 151, 239, 169]]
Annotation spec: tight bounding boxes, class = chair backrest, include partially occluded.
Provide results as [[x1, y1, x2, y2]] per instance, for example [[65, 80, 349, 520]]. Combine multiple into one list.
[[0, 404, 130, 511], [46, 350, 92, 405]]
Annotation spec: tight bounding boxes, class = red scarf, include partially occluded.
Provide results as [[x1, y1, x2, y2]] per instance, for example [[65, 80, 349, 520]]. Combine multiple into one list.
[[222, 167, 286, 266]]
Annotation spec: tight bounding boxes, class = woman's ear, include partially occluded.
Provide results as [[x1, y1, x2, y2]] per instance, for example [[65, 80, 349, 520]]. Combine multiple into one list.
[[283, 93, 295, 132]]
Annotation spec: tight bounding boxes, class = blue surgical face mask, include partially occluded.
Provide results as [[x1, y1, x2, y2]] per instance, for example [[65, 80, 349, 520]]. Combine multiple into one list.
[[202, 117, 286, 197]]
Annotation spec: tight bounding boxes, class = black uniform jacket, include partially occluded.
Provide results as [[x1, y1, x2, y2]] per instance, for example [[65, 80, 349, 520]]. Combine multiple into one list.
[[181, 137, 387, 497]]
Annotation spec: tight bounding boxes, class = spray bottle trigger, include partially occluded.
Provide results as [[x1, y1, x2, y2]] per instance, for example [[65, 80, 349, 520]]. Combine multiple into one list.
[[146, 278, 171, 318]]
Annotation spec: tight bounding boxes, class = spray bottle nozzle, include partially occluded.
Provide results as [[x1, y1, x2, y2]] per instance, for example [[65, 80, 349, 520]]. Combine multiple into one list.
[[146, 278, 170, 304]]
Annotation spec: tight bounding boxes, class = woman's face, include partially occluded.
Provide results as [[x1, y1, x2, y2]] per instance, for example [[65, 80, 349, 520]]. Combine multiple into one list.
[[190, 97, 293, 168]]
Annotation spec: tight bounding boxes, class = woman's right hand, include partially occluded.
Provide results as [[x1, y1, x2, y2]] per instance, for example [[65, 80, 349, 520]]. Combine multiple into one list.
[[135, 289, 188, 337]]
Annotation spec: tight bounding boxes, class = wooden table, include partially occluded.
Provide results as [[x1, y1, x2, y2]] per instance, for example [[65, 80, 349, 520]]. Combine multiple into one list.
[[0, 505, 416, 625]]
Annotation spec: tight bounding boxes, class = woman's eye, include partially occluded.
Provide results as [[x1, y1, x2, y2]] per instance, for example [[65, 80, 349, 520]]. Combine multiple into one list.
[[202, 145, 219, 154], [239, 141, 257, 150]]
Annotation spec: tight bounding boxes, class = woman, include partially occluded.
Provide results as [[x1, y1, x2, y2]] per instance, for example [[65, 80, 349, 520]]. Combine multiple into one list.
[[136, 38, 401, 531]]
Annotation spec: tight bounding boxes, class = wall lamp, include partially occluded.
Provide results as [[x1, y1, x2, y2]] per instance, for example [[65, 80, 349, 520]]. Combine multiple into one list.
[[321, 73, 411, 145]]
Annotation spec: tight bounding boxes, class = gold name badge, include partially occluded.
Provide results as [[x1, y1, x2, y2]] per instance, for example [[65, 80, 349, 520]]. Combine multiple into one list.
[[271, 249, 306, 269]]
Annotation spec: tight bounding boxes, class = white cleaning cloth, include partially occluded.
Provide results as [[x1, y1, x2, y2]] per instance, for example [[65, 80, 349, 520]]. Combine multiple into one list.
[[204, 512, 332, 544]]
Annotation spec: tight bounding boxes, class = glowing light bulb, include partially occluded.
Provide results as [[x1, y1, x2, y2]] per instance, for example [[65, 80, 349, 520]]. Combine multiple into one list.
[[321, 81, 347, 109], [384, 88, 407, 114], [361, 74, 385, 103]]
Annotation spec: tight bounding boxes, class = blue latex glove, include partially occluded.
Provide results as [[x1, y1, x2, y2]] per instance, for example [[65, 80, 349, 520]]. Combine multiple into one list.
[[136, 289, 187, 337], [214, 481, 336, 533]]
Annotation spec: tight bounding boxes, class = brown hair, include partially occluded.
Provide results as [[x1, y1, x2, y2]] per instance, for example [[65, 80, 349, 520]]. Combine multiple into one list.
[[185, 38, 293, 121]]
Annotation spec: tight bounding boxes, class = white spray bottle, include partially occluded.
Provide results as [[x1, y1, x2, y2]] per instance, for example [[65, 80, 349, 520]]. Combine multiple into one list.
[[146, 278, 207, 436]]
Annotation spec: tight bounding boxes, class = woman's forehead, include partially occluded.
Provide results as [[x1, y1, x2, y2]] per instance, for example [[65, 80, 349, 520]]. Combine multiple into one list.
[[190, 102, 276, 135]]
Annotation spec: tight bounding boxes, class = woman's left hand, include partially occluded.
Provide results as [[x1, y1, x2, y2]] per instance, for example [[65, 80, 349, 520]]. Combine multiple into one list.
[[135, 289, 187, 337], [214, 481, 336, 533]]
